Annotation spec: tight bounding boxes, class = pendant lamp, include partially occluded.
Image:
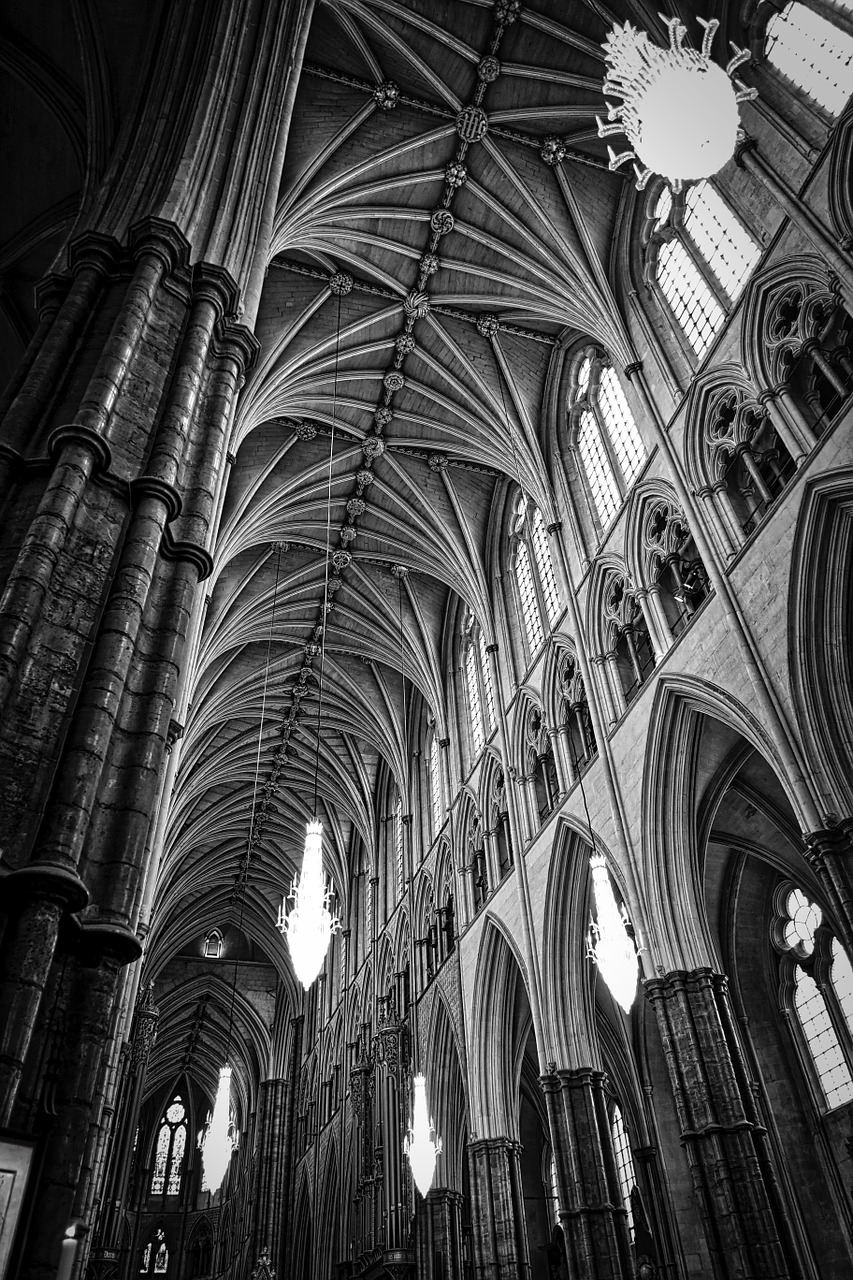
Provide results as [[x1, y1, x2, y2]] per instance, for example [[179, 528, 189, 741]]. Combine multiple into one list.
[[278, 819, 339, 989], [404, 1073, 442, 1196], [597, 17, 757, 191], [200, 1065, 235, 1193], [588, 853, 638, 1013]]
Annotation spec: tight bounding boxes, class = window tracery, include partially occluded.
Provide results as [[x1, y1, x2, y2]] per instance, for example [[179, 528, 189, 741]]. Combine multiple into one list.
[[150, 1096, 187, 1197], [462, 611, 495, 759], [558, 650, 596, 772], [140, 1230, 169, 1276], [467, 814, 488, 913], [760, 277, 852, 435], [602, 572, 655, 707], [490, 767, 513, 877], [610, 1104, 636, 1239], [641, 499, 710, 640], [203, 929, 222, 959], [569, 349, 646, 531], [648, 182, 760, 360], [764, 2, 853, 116], [703, 385, 795, 539], [510, 494, 562, 654], [525, 706, 559, 824], [775, 885, 853, 1109]]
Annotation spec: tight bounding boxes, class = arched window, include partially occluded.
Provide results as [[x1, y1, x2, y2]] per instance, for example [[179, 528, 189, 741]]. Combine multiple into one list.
[[525, 705, 559, 824], [394, 791, 404, 905], [650, 182, 761, 360], [468, 815, 488, 912], [428, 732, 443, 836], [569, 348, 646, 531], [776, 886, 853, 1109], [602, 572, 655, 707], [140, 1230, 169, 1276], [462, 611, 496, 759], [490, 768, 513, 878], [510, 495, 561, 655], [702, 386, 796, 542], [610, 1104, 636, 1239], [203, 929, 222, 959], [150, 1096, 187, 1197], [187, 1222, 213, 1279], [640, 500, 710, 641], [764, 3, 853, 116]]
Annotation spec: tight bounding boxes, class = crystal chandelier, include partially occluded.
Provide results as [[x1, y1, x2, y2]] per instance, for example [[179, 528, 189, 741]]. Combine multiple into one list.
[[596, 17, 757, 191], [587, 854, 638, 1013], [200, 1065, 237, 1194], [277, 819, 340, 989], [404, 1073, 442, 1196]]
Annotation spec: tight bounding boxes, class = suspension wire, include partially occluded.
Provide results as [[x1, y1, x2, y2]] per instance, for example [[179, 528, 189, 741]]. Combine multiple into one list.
[[226, 541, 283, 1061], [313, 289, 343, 818]]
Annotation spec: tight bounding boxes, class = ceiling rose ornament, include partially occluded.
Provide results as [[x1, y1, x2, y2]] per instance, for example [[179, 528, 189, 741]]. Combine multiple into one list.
[[587, 853, 638, 1013], [384, 370, 405, 392], [597, 18, 757, 192], [428, 453, 448, 472], [395, 334, 416, 357], [374, 406, 393, 428], [494, 0, 520, 23], [294, 420, 318, 440], [478, 56, 501, 82], [389, 563, 408, 578], [347, 498, 366, 518], [331, 549, 352, 571], [329, 271, 353, 296], [277, 821, 340, 990], [430, 209, 455, 237], [373, 80, 400, 110], [363, 436, 386, 460], [404, 1074, 442, 1196], [445, 162, 468, 189], [541, 136, 567, 166], [356, 468, 375, 491], [340, 526, 357, 545], [420, 253, 440, 277], [476, 314, 499, 338], [404, 290, 430, 320], [455, 105, 488, 142]]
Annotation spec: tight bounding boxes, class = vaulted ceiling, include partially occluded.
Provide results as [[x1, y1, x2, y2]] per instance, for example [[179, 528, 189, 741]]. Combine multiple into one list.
[[3, 0, 728, 1092]]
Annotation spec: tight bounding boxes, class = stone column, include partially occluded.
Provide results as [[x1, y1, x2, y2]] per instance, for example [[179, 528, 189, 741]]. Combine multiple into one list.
[[416, 1188, 464, 1280], [645, 969, 794, 1279], [803, 818, 853, 957], [539, 1069, 632, 1280], [252, 1078, 290, 1264], [467, 1138, 530, 1279]]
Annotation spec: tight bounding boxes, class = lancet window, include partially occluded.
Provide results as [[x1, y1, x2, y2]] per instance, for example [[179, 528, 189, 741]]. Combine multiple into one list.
[[525, 706, 559, 824], [569, 347, 646, 530], [775, 886, 853, 1109], [462, 610, 495, 760], [649, 182, 761, 360], [490, 767, 513, 878], [203, 929, 222, 959], [602, 572, 655, 708], [610, 1104, 636, 1238], [468, 815, 488, 913], [150, 1096, 187, 1197], [510, 494, 561, 656], [558, 650, 596, 772], [140, 1230, 169, 1275], [427, 732, 443, 837], [764, 2, 853, 116]]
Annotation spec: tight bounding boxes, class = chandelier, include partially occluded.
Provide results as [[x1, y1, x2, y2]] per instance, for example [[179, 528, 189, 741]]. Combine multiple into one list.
[[200, 1065, 238, 1193], [596, 17, 757, 191], [404, 1073, 442, 1196], [587, 854, 638, 1013], [277, 820, 340, 989]]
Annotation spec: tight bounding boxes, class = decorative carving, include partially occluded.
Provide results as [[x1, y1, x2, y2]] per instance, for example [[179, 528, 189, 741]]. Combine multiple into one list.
[[404, 291, 430, 320], [541, 135, 567, 166], [478, 56, 501, 82], [373, 80, 400, 110], [395, 333, 416, 357], [347, 498, 366, 519], [476, 313, 499, 338], [363, 436, 386, 461], [456, 105, 488, 142], [384, 370, 405, 392], [340, 526, 357, 546], [331, 549, 352, 572], [428, 452, 448, 471], [294, 420, 318, 441], [430, 209, 455, 237], [251, 1249, 276, 1280], [420, 253, 440, 276], [445, 162, 468, 189], [356, 468, 375, 491], [374, 405, 393, 428], [389, 564, 408, 578], [129, 981, 159, 1071], [495, 0, 521, 23], [329, 271, 353, 296]]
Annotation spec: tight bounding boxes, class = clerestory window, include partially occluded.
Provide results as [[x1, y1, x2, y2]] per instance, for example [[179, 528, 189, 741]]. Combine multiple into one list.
[[510, 494, 562, 656], [610, 1103, 636, 1239], [462, 611, 496, 760], [428, 732, 443, 836], [150, 1096, 187, 1197], [650, 182, 761, 361], [764, 2, 853, 116], [569, 348, 646, 531], [775, 886, 853, 1109]]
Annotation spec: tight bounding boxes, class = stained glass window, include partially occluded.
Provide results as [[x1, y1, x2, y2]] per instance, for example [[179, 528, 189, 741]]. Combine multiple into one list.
[[784, 888, 822, 954], [150, 1097, 186, 1197], [766, 2, 853, 115], [141, 1231, 169, 1276]]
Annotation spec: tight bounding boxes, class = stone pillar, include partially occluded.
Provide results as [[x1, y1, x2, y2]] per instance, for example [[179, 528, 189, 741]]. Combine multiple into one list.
[[803, 818, 853, 957], [645, 969, 794, 1279], [539, 1069, 632, 1280], [252, 1078, 290, 1264], [467, 1138, 530, 1279], [416, 1188, 464, 1280]]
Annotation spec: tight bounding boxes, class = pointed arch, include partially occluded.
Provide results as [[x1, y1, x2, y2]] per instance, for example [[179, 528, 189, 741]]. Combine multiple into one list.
[[470, 915, 533, 1137], [424, 990, 468, 1190], [541, 820, 600, 1068]]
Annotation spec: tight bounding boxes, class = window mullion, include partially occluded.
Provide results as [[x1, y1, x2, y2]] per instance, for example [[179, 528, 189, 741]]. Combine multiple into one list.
[[681, 229, 733, 310]]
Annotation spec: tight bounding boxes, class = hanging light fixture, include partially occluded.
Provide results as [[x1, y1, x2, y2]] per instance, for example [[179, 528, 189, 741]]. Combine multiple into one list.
[[278, 820, 339, 989], [200, 1065, 236, 1193], [587, 853, 638, 1014], [404, 1073, 442, 1196], [276, 283, 346, 988], [596, 17, 757, 191]]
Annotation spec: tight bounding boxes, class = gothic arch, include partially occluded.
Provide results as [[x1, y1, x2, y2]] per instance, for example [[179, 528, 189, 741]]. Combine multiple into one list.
[[469, 915, 533, 1138], [541, 821, 599, 1068], [740, 253, 842, 391], [683, 364, 761, 492], [424, 990, 468, 1190], [788, 469, 853, 813], [641, 674, 804, 972]]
